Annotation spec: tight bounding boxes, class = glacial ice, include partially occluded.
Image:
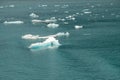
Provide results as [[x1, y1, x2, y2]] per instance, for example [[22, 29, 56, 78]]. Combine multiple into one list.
[[29, 37, 61, 50]]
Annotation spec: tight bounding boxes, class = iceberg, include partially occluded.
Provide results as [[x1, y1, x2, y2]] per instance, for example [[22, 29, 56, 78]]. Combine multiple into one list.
[[3, 21, 24, 24], [29, 37, 61, 50]]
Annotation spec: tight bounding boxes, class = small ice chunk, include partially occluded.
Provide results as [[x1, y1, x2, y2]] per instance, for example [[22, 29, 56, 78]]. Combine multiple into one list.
[[84, 11, 92, 14], [74, 25, 83, 29], [47, 23, 59, 28], [29, 13, 39, 18]]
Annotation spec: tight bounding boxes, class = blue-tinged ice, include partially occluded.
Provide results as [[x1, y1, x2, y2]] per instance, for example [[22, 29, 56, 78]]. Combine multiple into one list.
[[29, 37, 61, 50]]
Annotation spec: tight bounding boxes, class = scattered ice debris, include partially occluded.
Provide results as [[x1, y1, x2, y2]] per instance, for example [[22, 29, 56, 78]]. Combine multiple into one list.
[[29, 13, 39, 18], [32, 17, 57, 24], [3, 21, 24, 24], [22, 32, 70, 40], [47, 23, 59, 28], [56, 32, 70, 37], [28, 37, 61, 50], [82, 9, 92, 14], [58, 18, 65, 21], [74, 25, 83, 29], [66, 15, 76, 20]]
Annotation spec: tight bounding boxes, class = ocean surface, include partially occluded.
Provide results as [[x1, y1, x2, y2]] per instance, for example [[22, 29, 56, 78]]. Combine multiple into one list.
[[0, 0, 120, 80]]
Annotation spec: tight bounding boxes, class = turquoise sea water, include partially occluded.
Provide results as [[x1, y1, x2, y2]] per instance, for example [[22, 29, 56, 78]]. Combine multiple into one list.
[[0, 0, 120, 80]]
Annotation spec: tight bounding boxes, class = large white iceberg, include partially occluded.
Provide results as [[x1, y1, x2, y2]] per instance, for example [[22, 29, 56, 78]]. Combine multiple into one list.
[[29, 37, 61, 50], [3, 21, 24, 24]]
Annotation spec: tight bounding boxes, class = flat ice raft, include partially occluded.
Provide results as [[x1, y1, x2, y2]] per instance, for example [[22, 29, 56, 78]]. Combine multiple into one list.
[[29, 37, 61, 50], [3, 21, 24, 24]]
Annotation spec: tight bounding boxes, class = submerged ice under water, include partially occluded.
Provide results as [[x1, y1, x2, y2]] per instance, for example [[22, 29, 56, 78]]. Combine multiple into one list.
[[0, 0, 120, 80]]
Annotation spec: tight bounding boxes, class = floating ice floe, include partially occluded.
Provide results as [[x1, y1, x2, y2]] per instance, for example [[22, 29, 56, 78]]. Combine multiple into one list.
[[74, 25, 83, 29], [47, 23, 59, 28], [29, 37, 61, 50], [9, 5, 15, 8], [83, 11, 92, 14], [29, 13, 39, 18], [3, 21, 24, 24], [22, 34, 40, 40], [32, 18, 57, 24], [22, 32, 70, 40]]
